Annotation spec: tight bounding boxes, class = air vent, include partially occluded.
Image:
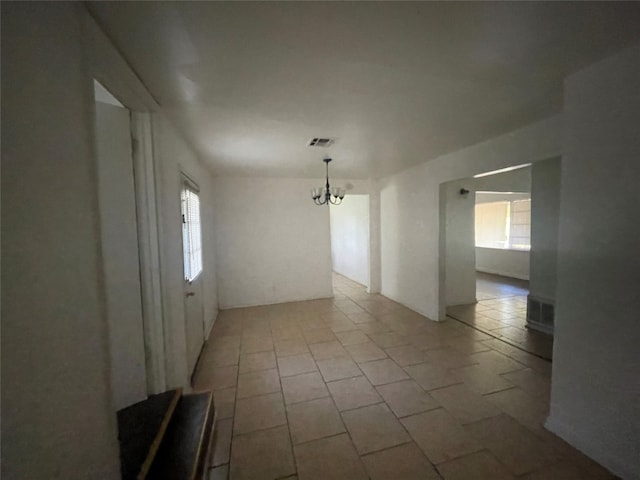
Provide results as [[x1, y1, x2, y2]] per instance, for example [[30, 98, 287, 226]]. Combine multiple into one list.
[[307, 138, 335, 147], [526, 295, 555, 335]]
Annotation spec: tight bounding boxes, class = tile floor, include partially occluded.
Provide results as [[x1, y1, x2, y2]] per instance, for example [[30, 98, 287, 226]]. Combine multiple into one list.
[[447, 273, 554, 360], [199, 274, 614, 480]]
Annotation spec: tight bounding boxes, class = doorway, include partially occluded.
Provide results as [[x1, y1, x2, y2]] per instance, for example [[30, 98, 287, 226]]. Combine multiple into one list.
[[94, 80, 148, 409], [441, 162, 558, 360], [329, 194, 370, 290]]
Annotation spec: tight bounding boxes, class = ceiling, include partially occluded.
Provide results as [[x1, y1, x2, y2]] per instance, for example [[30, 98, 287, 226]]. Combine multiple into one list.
[[89, 2, 640, 179]]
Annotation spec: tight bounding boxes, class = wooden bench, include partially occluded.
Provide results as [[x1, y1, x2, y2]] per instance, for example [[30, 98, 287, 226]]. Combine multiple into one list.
[[117, 388, 216, 480]]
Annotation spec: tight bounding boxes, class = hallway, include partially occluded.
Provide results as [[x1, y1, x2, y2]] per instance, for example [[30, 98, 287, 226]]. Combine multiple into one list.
[[447, 273, 553, 360], [197, 275, 611, 480]]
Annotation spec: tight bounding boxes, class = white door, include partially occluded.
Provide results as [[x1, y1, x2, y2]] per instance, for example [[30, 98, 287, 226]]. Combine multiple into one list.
[[180, 179, 205, 375], [95, 99, 147, 410]]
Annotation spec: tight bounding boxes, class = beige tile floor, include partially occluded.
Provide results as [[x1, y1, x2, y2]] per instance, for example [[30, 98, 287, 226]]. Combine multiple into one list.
[[200, 274, 615, 480], [447, 273, 554, 360]]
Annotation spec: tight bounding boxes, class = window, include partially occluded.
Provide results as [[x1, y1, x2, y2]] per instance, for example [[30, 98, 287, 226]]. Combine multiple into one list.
[[509, 199, 532, 250], [181, 181, 203, 282], [475, 196, 531, 250]]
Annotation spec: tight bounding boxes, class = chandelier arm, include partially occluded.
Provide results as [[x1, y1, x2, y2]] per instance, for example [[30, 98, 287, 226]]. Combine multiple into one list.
[[312, 157, 343, 206]]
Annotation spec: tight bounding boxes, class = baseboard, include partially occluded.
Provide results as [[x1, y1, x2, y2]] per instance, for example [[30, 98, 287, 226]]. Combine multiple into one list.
[[545, 414, 639, 480], [476, 268, 529, 281], [446, 298, 478, 308], [218, 292, 334, 310], [526, 321, 554, 335]]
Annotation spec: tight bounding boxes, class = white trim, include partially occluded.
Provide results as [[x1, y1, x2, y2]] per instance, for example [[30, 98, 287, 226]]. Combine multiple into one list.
[[132, 112, 167, 394], [475, 267, 530, 281]]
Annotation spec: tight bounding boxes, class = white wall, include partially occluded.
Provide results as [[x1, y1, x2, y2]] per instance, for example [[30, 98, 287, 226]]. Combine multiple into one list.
[[1, 3, 120, 478], [380, 117, 560, 320], [367, 181, 382, 293], [213, 177, 333, 308], [330, 194, 370, 286], [528, 157, 561, 301], [546, 43, 640, 479], [443, 180, 476, 306], [473, 165, 531, 192], [2, 5, 222, 478], [476, 248, 530, 280], [475, 192, 530, 204]]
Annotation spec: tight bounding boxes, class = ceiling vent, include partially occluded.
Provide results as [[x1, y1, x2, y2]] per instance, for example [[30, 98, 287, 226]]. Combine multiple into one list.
[[307, 137, 335, 147]]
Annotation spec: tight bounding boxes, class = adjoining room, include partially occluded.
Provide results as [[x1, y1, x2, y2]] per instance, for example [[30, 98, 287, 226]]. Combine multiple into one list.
[[443, 160, 560, 360]]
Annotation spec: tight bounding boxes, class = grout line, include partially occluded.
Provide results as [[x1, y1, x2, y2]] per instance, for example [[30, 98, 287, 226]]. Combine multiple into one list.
[[275, 336, 300, 479], [446, 313, 552, 362], [215, 277, 505, 479]]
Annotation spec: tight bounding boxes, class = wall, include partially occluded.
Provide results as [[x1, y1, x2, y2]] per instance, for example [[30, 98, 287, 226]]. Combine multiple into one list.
[[1, 3, 120, 478], [546, 43, 640, 479], [367, 181, 382, 293], [528, 157, 561, 301], [330, 195, 370, 286], [213, 177, 333, 308], [1, 4, 222, 477], [476, 248, 530, 280], [472, 165, 531, 192], [475, 192, 530, 204], [154, 115, 218, 387], [380, 115, 561, 320], [443, 180, 476, 306]]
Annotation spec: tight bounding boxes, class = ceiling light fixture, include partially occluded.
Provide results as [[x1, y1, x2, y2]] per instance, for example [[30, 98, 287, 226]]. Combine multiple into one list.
[[311, 157, 345, 206]]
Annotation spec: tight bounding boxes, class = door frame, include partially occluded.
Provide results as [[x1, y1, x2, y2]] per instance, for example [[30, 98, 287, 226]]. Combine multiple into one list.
[[132, 112, 167, 394], [85, 11, 168, 395]]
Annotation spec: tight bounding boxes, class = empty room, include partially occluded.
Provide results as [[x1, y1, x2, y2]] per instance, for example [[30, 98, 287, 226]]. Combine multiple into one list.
[[3, 2, 640, 480]]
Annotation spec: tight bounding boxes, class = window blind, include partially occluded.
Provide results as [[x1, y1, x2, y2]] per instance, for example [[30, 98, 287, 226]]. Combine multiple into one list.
[[181, 185, 203, 282]]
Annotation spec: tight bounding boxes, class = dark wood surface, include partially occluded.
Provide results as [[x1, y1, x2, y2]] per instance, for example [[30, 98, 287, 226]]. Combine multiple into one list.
[[117, 389, 182, 480], [148, 391, 214, 480]]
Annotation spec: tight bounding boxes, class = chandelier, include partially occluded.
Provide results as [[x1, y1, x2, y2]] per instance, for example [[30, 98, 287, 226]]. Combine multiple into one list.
[[311, 157, 345, 205]]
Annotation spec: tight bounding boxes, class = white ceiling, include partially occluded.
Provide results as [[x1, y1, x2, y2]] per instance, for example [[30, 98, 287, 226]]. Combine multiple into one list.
[[89, 2, 640, 179]]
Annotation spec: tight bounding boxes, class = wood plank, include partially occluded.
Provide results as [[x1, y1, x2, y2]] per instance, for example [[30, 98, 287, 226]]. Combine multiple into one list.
[[117, 388, 182, 480], [148, 391, 214, 480]]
